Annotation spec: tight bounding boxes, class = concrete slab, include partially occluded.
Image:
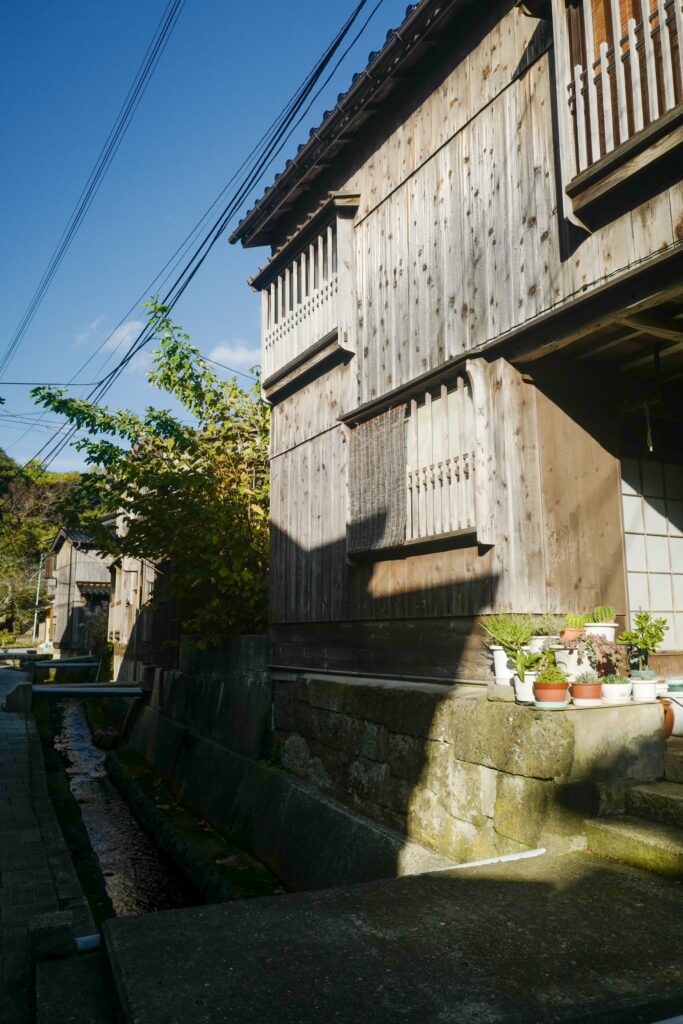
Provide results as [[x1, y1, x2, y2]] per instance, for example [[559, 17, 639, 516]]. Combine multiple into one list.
[[104, 851, 683, 1024]]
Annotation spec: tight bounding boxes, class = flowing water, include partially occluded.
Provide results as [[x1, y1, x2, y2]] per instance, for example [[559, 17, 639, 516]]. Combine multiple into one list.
[[53, 699, 198, 917]]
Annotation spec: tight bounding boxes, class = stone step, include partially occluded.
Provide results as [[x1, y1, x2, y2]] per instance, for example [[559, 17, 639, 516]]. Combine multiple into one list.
[[35, 952, 114, 1023], [586, 816, 683, 877], [625, 781, 683, 829], [665, 739, 683, 783]]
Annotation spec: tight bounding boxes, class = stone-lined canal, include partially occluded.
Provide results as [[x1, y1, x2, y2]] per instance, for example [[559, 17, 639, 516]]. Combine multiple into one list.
[[53, 699, 198, 916]]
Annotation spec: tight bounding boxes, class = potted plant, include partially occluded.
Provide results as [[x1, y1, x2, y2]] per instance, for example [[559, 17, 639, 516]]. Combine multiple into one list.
[[534, 665, 569, 706], [512, 648, 545, 704], [571, 669, 602, 705], [584, 605, 618, 642], [528, 614, 564, 652], [561, 612, 589, 642], [601, 674, 632, 704], [481, 614, 534, 683], [553, 634, 591, 678], [618, 612, 669, 679]]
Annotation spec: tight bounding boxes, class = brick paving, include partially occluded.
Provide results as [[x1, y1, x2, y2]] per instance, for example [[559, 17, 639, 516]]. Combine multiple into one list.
[[0, 668, 94, 1024]]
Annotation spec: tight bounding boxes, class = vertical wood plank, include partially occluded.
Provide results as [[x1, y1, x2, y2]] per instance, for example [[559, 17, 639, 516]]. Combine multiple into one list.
[[425, 391, 435, 537], [574, 65, 589, 171], [609, 0, 630, 143], [600, 42, 616, 153], [628, 17, 645, 132], [673, 0, 683, 91], [658, 0, 676, 110], [582, 0, 601, 161], [641, 0, 660, 121]]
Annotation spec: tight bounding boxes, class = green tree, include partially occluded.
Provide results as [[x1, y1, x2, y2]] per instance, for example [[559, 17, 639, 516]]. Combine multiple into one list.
[[0, 451, 80, 636], [32, 300, 270, 642]]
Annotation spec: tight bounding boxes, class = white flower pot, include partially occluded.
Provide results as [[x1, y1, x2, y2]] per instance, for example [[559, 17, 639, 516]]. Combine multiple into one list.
[[584, 622, 618, 642], [602, 682, 632, 703], [490, 646, 514, 682], [528, 636, 545, 653], [670, 696, 683, 736], [554, 647, 589, 677], [632, 679, 657, 702], [513, 671, 536, 704]]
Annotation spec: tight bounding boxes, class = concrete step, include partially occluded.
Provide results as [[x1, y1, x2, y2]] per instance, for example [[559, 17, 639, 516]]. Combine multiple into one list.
[[35, 952, 114, 1023], [586, 816, 683, 877], [101, 853, 683, 1024], [665, 738, 683, 783], [625, 780, 683, 828]]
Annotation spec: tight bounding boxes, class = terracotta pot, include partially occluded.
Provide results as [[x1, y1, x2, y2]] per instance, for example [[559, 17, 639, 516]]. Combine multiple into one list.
[[661, 699, 674, 740], [560, 628, 583, 642], [534, 680, 569, 703], [571, 681, 602, 701]]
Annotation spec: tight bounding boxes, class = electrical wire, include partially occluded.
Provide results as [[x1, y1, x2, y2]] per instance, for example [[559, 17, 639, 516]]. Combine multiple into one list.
[[0, 0, 186, 380], [31, 0, 385, 470]]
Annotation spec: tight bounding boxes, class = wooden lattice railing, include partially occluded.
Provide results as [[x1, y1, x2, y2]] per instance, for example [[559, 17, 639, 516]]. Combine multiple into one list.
[[569, 0, 683, 173]]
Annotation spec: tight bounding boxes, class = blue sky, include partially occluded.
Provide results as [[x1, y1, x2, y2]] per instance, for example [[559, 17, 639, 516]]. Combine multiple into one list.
[[0, 0, 409, 470]]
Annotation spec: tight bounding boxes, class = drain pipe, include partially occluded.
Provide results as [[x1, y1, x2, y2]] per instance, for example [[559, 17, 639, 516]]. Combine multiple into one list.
[[75, 934, 101, 954], [425, 847, 546, 874]]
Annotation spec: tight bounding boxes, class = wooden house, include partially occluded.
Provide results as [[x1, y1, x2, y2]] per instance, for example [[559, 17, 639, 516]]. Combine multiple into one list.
[[44, 528, 112, 658], [232, 0, 683, 682]]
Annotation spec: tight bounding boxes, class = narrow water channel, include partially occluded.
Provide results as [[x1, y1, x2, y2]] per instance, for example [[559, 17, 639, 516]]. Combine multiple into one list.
[[53, 699, 198, 917]]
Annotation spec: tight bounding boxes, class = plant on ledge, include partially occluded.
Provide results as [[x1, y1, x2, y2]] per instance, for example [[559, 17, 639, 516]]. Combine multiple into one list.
[[534, 665, 569, 705], [591, 604, 616, 623], [531, 614, 565, 637], [481, 614, 534, 654], [514, 648, 545, 682], [618, 612, 669, 671], [580, 635, 627, 678]]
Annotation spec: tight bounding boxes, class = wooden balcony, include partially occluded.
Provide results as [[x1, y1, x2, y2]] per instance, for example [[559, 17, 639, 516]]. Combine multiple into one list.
[[563, 0, 683, 224], [261, 223, 338, 382]]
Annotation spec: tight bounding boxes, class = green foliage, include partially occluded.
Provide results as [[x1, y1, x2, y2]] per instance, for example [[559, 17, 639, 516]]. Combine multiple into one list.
[[591, 604, 616, 623], [618, 612, 668, 669], [514, 648, 545, 682], [535, 665, 568, 683], [0, 450, 82, 636], [575, 670, 599, 684], [602, 674, 630, 685], [32, 300, 270, 642], [564, 612, 590, 629], [531, 614, 564, 637], [481, 613, 534, 653]]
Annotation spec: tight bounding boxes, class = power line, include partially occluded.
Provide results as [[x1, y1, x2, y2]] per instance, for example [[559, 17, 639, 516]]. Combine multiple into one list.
[[0, 0, 186, 380], [31, 0, 385, 469]]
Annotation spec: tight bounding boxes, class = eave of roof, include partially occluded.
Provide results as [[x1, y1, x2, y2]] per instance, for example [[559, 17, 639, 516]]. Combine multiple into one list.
[[230, 0, 474, 249]]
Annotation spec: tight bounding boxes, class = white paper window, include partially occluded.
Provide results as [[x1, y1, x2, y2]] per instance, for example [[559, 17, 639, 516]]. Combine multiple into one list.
[[621, 458, 683, 649]]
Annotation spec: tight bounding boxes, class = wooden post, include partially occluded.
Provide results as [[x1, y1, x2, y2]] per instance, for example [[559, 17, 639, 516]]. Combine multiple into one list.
[[657, 0, 676, 111], [641, 0, 660, 122], [573, 65, 588, 171], [627, 17, 644, 133], [582, 0, 601, 162], [609, 0, 629, 144], [600, 42, 615, 153]]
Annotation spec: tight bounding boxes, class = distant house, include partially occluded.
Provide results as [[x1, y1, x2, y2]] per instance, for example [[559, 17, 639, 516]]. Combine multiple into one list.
[[232, 0, 683, 681], [44, 528, 112, 659]]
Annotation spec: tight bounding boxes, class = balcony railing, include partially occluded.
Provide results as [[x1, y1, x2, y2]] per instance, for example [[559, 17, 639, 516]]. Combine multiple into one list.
[[569, 0, 683, 173], [405, 379, 476, 542], [262, 223, 338, 381]]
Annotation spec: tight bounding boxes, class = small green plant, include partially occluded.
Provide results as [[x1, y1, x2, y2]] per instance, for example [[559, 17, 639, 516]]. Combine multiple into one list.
[[575, 669, 599, 684], [564, 612, 590, 630], [591, 604, 616, 623], [618, 612, 668, 670], [531, 614, 564, 637], [481, 614, 534, 654], [602, 674, 630, 685], [514, 648, 545, 682], [536, 665, 568, 683]]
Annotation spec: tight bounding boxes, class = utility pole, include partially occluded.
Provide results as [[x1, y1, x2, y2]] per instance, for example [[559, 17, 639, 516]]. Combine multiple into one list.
[[31, 553, 44, 645]]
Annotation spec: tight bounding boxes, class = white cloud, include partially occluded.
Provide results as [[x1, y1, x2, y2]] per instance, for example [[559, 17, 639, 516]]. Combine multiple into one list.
[[103, 320, 145, 352], [126, 351, 153, 375], [74, 315, 105, 346], [208, 340, 260, 373]]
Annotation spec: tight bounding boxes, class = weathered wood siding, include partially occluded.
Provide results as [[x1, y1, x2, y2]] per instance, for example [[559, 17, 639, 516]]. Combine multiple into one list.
[[342, 5, 681, 401]]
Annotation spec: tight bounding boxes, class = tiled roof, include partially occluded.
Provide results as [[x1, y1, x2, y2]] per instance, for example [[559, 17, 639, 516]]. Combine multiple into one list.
[[230, 0, 472, 249]]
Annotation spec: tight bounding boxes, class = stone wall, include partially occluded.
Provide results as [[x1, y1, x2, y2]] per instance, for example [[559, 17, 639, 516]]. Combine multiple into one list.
[[273, 677, 666, 860], [116, 641, 667, 888]]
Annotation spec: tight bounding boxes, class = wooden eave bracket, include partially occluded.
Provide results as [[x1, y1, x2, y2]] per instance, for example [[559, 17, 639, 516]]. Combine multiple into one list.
[[249, 193, 360, 291]]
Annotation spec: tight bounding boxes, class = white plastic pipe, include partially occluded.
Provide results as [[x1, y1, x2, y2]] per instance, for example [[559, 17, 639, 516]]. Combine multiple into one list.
[[425, 847, 546, 874]]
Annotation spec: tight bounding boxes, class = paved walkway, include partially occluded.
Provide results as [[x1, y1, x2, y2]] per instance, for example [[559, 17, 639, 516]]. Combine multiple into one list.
[[0, 668, 94, 1024]]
